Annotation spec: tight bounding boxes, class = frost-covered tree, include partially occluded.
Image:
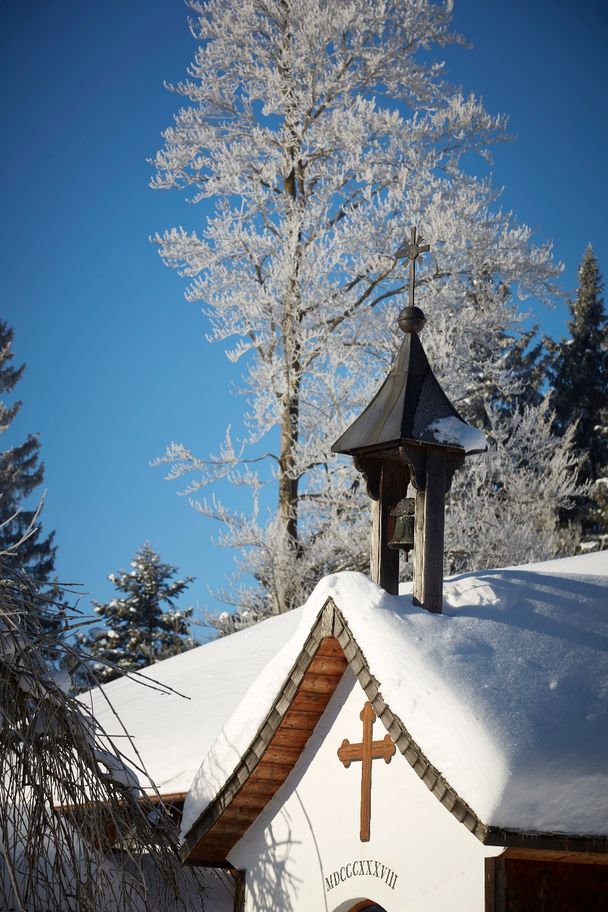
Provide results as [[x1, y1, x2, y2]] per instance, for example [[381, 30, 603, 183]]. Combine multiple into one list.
[[154, 0, 576, 623], [78, 544, 196, 684], [548, 246, 608, 543], [0, 320, 56, 581], [446, 401, 581, 574]]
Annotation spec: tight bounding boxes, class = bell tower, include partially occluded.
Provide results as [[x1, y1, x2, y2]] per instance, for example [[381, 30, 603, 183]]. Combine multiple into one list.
[[332, 229, 486, 612]]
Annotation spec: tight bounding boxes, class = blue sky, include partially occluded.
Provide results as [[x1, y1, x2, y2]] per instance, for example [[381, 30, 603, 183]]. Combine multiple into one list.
[[1, 0, 606, 635]]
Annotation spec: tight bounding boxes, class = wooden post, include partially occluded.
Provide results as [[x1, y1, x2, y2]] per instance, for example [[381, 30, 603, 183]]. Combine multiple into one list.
[[370, 498, 382, 587], [422, 448, 446, 613], [370, 463, 400, 595], [413, 485, 426, 606], [232, 869, 246, 912], [485, 857, 505, 912]]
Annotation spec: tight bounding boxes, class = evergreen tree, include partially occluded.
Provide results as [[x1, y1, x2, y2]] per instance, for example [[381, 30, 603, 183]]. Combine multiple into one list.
[[549, 246, 608, 542], [0, 320, 56, 579], [79, 543, 197, 684]]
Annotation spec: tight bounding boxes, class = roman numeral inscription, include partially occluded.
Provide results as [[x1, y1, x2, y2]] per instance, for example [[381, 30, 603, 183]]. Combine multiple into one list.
[[324, 859, 399, 892], [338, 701, 396, 841]]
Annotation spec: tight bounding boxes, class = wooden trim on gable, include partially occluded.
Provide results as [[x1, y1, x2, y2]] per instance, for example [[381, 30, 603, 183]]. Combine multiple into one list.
[[182, 601, 348, 864], [181, 597, 608, 866]]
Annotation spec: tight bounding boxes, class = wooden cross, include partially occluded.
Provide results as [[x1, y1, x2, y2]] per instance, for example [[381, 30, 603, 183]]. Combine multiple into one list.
[[395, 226, 430, 308], [337, 701, 396, 842]]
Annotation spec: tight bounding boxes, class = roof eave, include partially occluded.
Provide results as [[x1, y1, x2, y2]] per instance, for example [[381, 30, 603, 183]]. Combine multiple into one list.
[[484, 827, 608, 856], [333, 437, 466, 458]]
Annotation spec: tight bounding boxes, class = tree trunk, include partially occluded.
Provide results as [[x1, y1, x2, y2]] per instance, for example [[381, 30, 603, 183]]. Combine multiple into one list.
[[273, 4, 305, 614], [274, 379, 300, 614], [274, 175, 302, 614]]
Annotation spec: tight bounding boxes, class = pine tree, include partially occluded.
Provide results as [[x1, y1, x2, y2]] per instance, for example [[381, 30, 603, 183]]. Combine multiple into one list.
[[549, 246, 608, 543], [78, 543, 197, 684], [154, 0, 579, 623], [0, 320, 56, 579], [0, 320, 65, 662]]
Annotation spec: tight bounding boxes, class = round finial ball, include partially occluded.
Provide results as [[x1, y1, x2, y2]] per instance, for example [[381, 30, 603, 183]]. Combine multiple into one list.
[[398, 305, 426, 334]]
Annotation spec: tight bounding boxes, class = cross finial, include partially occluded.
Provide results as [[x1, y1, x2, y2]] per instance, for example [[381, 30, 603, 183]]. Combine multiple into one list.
[[395, 226, 430, 308]]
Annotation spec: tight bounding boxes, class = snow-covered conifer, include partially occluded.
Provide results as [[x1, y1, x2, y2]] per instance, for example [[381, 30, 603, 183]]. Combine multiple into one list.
[[78, 544, 196, 684], [0, 320, 56, 581], [549, 246, 608, 545], [154, 0, 578, 624], [0, 320, 67, 660]]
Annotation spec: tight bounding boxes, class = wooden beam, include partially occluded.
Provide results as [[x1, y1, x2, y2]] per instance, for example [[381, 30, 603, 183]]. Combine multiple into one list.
[[299, 673, 344, 693], [413, 485, 425, 606], [484, 827, 608, 856], [270, 728, 311, 748], [422, 447, 446, 613], [233, 869, 246, 912], [229, 789, 276, 810], [279, 710, 321, 730], [504, 847, 608, 866], [370, 462, 400, 594], [290, 691, 334, 713]]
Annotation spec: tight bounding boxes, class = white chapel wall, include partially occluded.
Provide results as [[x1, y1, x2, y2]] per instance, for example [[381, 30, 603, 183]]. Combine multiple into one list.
[[228, 668, 501, 912]]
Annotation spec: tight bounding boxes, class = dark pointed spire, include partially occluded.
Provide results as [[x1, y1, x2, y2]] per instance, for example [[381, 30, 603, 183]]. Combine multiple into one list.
[[332, 228, 486, 611], [333, 229, 484, 460], [332, 327, 481, 457]]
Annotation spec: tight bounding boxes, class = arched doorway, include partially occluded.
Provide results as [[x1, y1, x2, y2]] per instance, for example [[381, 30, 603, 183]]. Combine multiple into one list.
[[347, 903, 388, 912]]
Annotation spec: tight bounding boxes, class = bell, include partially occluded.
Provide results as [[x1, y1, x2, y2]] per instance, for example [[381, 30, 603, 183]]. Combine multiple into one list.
[[388, 497, 415, 552]]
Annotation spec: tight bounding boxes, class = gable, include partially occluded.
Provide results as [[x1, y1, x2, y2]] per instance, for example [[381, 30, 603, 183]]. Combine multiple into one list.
[[182, 597, 485, 865], [227, 669, 501, 912]]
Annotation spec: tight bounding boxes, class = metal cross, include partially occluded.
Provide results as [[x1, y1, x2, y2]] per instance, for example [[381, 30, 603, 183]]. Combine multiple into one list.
[[395, 226, 430, 308], [337, 701, 396, 842]]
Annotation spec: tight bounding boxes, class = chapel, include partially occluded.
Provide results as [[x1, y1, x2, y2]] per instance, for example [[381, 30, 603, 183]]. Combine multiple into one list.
[[90, 547, 608, 911], [88, 232, 608, 911]]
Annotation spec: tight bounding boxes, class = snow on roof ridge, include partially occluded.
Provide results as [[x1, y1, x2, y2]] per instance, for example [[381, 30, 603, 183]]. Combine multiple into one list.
[[182, 551, 608, 841]]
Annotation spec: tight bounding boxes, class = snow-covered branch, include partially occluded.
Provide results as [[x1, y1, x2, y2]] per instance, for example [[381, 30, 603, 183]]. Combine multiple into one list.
[[153, 0, 572, 619]]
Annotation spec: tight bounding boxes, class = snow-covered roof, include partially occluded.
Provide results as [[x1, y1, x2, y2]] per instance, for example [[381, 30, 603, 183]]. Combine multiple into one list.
[[82, 608, 303, 795], [332, 329, 487, 457], [87, 551, 608, 845]]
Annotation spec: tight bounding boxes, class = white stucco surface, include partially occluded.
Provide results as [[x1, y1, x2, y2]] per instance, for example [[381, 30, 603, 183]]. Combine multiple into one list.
[[229, 670, 501, 912]]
